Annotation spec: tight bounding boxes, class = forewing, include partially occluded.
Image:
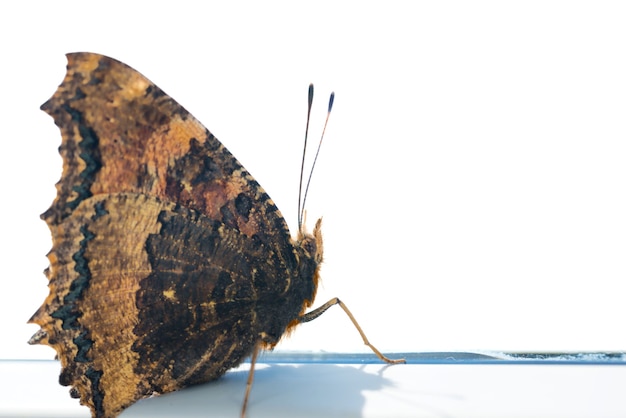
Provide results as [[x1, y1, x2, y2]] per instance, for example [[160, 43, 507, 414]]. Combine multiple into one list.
[[41, 52, 291, 244]]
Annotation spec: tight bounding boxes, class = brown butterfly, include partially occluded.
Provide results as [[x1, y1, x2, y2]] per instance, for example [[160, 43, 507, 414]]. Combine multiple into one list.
[[28, 52, 404, 418]]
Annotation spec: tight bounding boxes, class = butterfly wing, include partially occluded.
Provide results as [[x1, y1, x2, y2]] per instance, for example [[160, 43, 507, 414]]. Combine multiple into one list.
[[29, 53, 315, 418], [40, 52, 288, 243]]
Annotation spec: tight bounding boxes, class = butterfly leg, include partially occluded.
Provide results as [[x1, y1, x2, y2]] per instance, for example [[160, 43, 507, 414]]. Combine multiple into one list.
[[298, 297, 406, 364], [241, 343, 260, 418]]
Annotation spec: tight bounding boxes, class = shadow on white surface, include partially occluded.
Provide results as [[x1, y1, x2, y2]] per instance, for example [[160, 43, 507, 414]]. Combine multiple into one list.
[[1, 360, 397, 418], [125, 363, 394, 417]]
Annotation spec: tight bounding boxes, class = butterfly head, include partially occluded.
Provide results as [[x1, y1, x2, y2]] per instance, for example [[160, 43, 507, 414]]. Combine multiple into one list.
[[297, 216, 323, 264], [295, 216, 323, 307]]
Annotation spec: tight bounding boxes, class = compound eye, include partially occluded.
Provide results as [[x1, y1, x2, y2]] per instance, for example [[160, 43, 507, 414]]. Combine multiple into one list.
[[302, 238, 317, 256]]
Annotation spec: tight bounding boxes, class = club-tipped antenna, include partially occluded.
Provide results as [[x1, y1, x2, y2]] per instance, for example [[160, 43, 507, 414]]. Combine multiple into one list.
[[297, 84, 315, 231], [299, 91, 334, 230]]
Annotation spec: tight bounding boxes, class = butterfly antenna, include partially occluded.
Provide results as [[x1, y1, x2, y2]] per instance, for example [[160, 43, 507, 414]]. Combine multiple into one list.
[[300, 91, 334, 227], [298, 84, 315, 231]]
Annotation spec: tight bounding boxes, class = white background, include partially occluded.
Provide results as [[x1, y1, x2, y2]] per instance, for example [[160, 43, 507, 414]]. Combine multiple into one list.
[[2, 1, 625, 360]]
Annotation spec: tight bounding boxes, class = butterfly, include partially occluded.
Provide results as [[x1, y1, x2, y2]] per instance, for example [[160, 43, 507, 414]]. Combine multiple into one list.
[[28, 52, 404, 418]]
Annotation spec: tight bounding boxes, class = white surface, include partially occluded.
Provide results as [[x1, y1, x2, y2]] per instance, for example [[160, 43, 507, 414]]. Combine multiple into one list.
[[1, 359, 625, 418], [3, 1, 626, 360]]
